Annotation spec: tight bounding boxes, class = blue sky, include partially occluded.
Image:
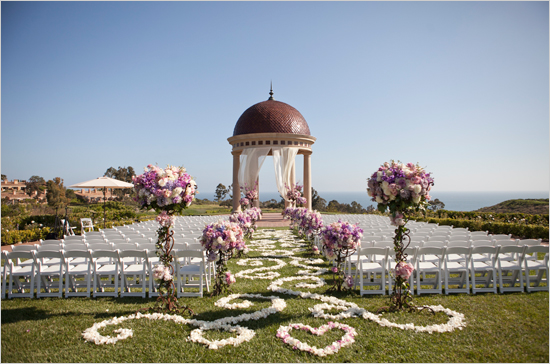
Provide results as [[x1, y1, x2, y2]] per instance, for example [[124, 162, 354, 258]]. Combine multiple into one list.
[[2, 1, 548, 197]]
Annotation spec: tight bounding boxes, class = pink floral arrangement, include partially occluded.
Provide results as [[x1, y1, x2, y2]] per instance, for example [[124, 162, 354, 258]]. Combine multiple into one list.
[[229, 211, 255, 238], [241, 182, 258, 202], [343, 275, 354, 290], [285, 182, 307, 206], [200, 220, 246, 254], [239, 197, 250, 209], [246, 207, 262, 221], [225, 271, 236, 285], [152, 264, 172, 282], [300, 210, 323, 237], [367, 161, 433, 225], [393, 261, 414, 280], [133, 164, 197, 213], [156, 211, 175, 228], [200, 220, 245, 295], [320, 221, 363, 254]]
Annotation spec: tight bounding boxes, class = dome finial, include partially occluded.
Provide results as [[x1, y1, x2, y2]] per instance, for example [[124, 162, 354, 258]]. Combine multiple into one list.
[[268, 81, 274, 100]]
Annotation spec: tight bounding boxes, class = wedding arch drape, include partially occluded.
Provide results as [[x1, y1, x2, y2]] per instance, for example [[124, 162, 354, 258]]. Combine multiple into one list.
[[238, 146, 298, 202], [238, 147, 271, 190], [272, 147, 298, 202]]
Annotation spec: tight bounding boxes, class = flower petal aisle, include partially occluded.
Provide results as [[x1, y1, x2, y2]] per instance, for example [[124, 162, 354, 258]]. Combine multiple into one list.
[[83, 228, 466, 355]]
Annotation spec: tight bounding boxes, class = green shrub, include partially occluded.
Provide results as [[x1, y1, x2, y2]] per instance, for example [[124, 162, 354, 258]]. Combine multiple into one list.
[[1, 227, 51, 245], [414, 216, 549, 239]]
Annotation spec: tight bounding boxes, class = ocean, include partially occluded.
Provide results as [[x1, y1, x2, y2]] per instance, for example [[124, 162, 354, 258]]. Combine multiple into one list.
[[203, 191, 548, 212]]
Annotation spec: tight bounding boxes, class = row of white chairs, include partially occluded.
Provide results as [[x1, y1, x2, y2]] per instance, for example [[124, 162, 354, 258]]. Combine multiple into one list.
[[1, 245, 211, 299], [353, 244, 548, 295]]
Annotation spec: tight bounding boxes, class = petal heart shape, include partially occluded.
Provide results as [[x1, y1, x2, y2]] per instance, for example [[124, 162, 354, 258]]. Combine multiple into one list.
[[276, 321, 357, 357]]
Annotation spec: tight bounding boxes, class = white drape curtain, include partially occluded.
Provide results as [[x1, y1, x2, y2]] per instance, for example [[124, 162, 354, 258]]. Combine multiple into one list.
[[272, 147, 298, 202], [238, 147, 271, 191]]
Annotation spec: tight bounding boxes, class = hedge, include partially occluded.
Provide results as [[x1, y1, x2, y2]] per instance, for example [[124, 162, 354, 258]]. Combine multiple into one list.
[[1, 227, 51, 246], [413, 216, 549, 240], [427, 210, 549, 226]]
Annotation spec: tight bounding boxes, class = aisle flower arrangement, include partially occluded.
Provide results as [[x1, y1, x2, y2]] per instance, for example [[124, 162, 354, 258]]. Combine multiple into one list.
[[285, 182, 307, 207], [320, 220, 363, 292], [133, 164, 197, 313], [239, 197, 250, 210], [230, 211, 255, 239], [367, 160, 434, 312], [241, 181, 259, 207], [299, 210, 324, 239], [200, 220, 247, 296], [247, 207, 262, 220]]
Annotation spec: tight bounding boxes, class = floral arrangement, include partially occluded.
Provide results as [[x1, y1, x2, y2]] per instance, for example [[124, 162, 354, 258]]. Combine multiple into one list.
[[285, 182, 307, 207], [229, 207, 262, 239], [367, 160, 434, 312], [247, 207, 262, 221], [229, 212, 255, 239], [133, 164, 197, 314], [239, 197, 250, 209], [240, 181, 258, 208], [320, 220, 363, 292], [200, 219, 246, 295], [367, 161, 433, 225], [299, 210, 324, 239], [393, 261, 414, 280], [133, 164, 197, 214]]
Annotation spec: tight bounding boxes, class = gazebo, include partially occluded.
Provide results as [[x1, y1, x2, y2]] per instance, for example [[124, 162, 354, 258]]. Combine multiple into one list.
[[227, 88, 316, 213]]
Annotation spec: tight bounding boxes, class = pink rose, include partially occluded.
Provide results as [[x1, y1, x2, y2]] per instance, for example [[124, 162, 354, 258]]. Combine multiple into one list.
[[394, 262, 414, 280]]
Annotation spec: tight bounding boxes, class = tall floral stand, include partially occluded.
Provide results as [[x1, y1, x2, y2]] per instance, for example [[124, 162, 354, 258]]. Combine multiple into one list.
[[367, 160, 435, 314], [133, 165, 197, 315], [153, 216, 194, 315]]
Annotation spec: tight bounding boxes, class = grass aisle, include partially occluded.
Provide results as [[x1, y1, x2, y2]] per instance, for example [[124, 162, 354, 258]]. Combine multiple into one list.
[[1, 227, 548, 363]]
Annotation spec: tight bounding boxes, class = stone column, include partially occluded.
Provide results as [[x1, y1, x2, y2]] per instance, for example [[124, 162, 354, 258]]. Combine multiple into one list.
[[232, 151, 241, 213], [303, 151, 312, 211], [255, 176, 260, 208], [290, 155, 296, 208]]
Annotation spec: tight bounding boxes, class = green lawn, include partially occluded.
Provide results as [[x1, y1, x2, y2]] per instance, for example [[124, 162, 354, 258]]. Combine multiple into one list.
[[1, 228, 548, 363]]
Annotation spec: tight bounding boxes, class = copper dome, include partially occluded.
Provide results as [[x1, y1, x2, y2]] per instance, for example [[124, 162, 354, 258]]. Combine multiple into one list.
[[233, 99, 310, 136]]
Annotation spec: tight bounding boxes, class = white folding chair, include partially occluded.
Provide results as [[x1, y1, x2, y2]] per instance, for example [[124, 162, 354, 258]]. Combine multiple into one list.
[[444, 246, 471, 295], [146, 249, 160, 297], [64, 249, 93, 297], [497, 245, 526, 293], [119, 249, 148, 298], [34, 250, 66, 298], [10, 245, 39, 268], [5, 251, 36, 298], [91, 250, 120, 297], [415, 247, 445, 295], [1, 251, 7, 299], [523, 245, 549, 292], [175, 250, 206, 297], [61, 219, 77, 236], [80, 218, 95, 234], [470, 245, 500, 294], [357, 246, 388, 295]]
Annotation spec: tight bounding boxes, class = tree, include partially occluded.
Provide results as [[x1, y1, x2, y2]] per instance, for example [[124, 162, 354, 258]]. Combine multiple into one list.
[[46, 177, 69, 209], [104, 166, 136, 198], [214, 183, 230, 202], [428, 198, 445, 211], [1, 174, 6, 181], [311, 188, 327, 211], [327, 200, 342, 212], [26, 175, 46, 198]]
